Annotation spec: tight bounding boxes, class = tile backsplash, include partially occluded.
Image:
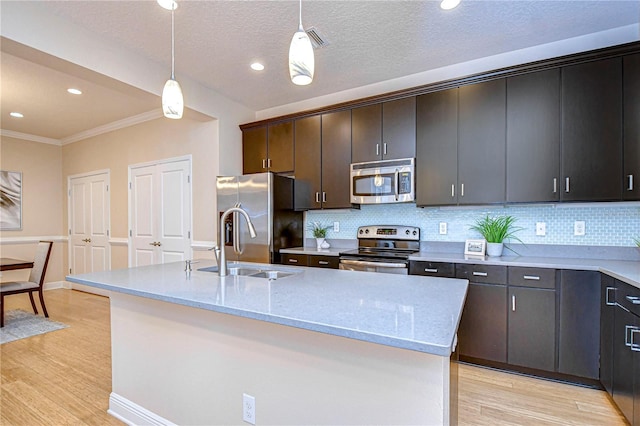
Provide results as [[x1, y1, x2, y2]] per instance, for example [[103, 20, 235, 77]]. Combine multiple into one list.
[[306, 202, 640, 247]]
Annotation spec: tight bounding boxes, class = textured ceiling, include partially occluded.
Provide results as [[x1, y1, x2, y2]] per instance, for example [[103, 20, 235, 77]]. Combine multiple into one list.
[[1, 0, 639, 141]]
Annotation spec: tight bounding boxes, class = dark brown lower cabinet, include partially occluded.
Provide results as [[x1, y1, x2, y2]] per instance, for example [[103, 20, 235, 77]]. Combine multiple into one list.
[[613, 303, 637, 423], [508, 286, 556, 371], [458, 282, 507, 363], [281, 253, 339, 269], [600, 274, 616, 395]]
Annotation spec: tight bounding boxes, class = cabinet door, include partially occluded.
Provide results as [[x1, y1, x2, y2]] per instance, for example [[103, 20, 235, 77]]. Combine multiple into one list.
[[624, 53, 640, 201], [561, 57, 623, 201], [242, 126, 268, 174], [506, 69, 561, 203], [321, 110, 352, 209], [613, 303, 636, 423], [558, 270, 601, 379], [600, 274, 616, 395], [508, 287, 556, 371], [352, 104, 382, 163], [458, 282, 507, 363], [416, 89, 458, 206], [382, 97, 416, 160], [458, 78, 506, 205], [294, 115, 322, 210], [267, 121, 294, 173]]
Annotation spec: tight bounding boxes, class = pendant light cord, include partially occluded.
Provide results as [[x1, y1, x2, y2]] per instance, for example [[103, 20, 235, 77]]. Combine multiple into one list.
[[298, 0, 303, 31], [171, 6, 175, 79]]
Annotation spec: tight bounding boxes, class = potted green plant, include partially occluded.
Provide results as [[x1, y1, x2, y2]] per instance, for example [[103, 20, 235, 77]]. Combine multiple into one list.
[[309, 221, 331, 249], [469, 215, 524, 257]]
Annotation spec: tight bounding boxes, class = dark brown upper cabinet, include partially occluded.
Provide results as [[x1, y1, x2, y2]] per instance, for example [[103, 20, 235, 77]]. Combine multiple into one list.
[[293, 115, 322, 210], [352, 97, 416, 163], [416, 88, 459, 206], [320, 109, 352, 209], [624, 53, 640, 201], [458, 78, 507, 205], [561, 57, 623, 201], [242, 121, 294, 174], [506, 69, 561, 203]]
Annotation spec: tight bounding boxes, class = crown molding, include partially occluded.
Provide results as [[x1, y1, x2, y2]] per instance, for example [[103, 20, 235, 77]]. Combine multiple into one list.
[[0, 129, 61, 145], [61, 109, 163, 145]]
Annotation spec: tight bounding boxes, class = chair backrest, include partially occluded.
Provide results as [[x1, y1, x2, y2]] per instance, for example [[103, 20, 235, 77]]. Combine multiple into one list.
[[28, 241, 53, 287]]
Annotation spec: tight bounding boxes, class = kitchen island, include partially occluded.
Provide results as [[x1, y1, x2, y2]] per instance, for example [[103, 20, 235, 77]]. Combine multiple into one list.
[[67, 260, 468, 425]]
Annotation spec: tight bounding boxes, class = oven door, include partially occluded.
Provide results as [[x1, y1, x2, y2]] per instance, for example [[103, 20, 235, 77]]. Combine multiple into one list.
[[339, 258, 409, 275]]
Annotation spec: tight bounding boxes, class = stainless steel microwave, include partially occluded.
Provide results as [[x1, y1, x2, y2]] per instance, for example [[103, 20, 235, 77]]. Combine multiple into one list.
[[350, 158, 415, 204]]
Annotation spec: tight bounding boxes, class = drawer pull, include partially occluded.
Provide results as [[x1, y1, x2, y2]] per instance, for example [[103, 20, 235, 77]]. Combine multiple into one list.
[[512, 294, 516, 312], [605, 287, 617, 306], [523, 275, 540, 281], [626, 295, 640, 305], [318, 261, 329, 265], [472, 271, 488, 277], [288, 259, 298, 263], [631, 329, 640, 352], [424, 268, 438, 273], [628, 174, 634, 191], [625, 325, 640, 347]]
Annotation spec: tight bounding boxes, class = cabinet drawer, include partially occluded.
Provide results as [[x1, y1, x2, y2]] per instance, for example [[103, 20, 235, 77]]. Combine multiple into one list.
[[616, 280, 640, 317], [309, 255, 339, 269], [508, 267, 556, 289], [281, 253, 308, 266], [409, 261, 455, 278], [456, 264, 507, 284]]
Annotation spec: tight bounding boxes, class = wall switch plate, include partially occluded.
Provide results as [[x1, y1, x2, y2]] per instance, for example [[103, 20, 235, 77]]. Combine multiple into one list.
[[535, 222, 546, 236], [439, 222, 447, 235], [333, 221, 340, 233], [243, 393, 255, 425], [574, 221, 586, 236]]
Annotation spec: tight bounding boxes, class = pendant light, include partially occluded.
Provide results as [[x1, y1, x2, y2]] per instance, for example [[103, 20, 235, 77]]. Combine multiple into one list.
[[161, 0, 184, 119], [288, 0, 314, 85]]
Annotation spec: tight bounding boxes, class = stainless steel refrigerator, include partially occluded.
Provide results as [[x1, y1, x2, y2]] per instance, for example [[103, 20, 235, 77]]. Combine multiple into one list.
[[216, 172, 303, 264]]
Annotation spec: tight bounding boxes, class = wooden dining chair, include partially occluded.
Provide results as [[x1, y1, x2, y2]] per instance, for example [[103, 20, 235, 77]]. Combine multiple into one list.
[[0, 241, 53, 327]]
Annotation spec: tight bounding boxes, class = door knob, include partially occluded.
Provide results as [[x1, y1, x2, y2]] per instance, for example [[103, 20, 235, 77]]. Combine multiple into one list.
[[82, 238, 91, 243]]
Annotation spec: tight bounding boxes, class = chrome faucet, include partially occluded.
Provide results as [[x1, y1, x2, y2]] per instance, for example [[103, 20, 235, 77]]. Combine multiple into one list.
[[218, 205, 257, 276]]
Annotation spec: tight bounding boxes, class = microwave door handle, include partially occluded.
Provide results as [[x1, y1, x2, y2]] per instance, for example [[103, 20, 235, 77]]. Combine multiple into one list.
[[395, 170, 400, 201]]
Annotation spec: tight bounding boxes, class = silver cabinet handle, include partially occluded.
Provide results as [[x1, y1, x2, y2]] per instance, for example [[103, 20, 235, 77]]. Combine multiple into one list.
[[383, 143, 387, 155], [553, 178, 557, 193], [626, 295, 640, 305], [288, 258, 298, 263], [628, 174, 634, 191], [512, 295, 516, 312], [376, 144, 380, 156], [451, 184, 455, 198], [315, 192, 320, 203], [461, 183, 465, 197], [472, 271, 488, 277], [565, 177, 570, 193], [523, 275, 540, 281], [322, 192, 327, 203], [424, 268, 438, 273], [605, 287, 617, 306], [631, 329, 640, 352], [262, 159, 267, 169], [267, 158, 272, 168], [626, 325, 639, 347], [318, 261, 329, 265]]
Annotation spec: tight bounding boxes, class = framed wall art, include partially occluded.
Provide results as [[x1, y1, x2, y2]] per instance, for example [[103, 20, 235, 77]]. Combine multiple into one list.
[[464, 238, 486, 257], [0, 170, 22, 230]]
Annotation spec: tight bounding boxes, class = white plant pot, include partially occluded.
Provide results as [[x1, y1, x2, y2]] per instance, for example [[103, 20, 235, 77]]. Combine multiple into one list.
[[315, 238, 325, 250], [486, 242, 504, 257]]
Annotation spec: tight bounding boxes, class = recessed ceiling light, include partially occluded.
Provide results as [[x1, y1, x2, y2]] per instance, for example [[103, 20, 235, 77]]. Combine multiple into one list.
[[440, 0, 461, 10], [10, 112, 24, 118], [67, 88, 82, 95], [157, 0, 177, 11], [251, 62, 265, 71]]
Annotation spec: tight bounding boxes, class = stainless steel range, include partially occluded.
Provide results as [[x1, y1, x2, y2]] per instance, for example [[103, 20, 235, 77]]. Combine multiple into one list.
[[339, 225, 420, 275]]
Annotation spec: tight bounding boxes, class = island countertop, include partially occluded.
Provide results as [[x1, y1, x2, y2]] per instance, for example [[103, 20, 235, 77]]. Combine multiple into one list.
[[66, 260, 468, 357]]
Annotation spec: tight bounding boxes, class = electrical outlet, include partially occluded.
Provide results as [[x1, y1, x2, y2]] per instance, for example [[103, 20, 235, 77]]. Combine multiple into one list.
[[439, 222, 447, 235], [243, 393, 255, 424], [333, 221, 340, 233], [574, 221, 586, 236], [535, 222, 546, 236]]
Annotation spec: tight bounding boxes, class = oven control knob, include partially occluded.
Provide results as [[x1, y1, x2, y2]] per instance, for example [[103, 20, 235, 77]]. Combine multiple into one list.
[[405, 230, 410, 235], [359, 229, 364, 234], [364, 229, 369, 234], [413, 230, 417, 235]]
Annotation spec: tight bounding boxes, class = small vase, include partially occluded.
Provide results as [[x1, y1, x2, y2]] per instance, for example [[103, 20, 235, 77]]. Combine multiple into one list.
[[315, 238, 325, 250], [486, 242, 504, 257]]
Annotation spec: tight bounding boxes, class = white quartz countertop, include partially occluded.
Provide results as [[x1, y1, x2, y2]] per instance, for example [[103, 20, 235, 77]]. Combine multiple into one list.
[[66, 261, 468, 357]]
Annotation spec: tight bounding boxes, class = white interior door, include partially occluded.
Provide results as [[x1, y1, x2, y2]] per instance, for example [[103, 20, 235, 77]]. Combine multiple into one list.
[[69, 171, 110, 275], [129, 158, 192, 267]]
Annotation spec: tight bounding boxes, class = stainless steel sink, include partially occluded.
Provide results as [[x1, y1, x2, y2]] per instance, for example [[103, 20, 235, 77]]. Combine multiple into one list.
[[228, 267, 262, 276], [249, 270, 293, 279], [198, 264, 297, 280]]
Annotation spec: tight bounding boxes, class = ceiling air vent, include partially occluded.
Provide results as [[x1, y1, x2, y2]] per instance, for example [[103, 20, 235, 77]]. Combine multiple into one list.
[[306, 26, 330, 49]]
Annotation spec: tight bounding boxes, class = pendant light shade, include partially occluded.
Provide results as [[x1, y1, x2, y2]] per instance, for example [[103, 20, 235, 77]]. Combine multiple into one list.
[[162, 78, 184, 119], [289, 0, 314, 85], [161, 2, 184, 119]]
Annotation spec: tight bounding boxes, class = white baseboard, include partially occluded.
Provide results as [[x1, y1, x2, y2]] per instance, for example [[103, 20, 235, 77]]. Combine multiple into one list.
[[68, 281, 111, 297], [109, 392, 176, 426], [43, 281, 68, 290]]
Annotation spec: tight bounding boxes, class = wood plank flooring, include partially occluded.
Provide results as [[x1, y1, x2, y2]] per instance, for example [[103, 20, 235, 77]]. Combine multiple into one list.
[[0, 289, 629, 425]]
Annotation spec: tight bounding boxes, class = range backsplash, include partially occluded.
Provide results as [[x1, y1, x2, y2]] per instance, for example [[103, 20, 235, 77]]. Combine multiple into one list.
[[305, 203, 640, 247]]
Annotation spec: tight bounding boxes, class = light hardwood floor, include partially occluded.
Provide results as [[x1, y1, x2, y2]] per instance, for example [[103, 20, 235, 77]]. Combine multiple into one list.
[[1, 289, 629, 425]]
